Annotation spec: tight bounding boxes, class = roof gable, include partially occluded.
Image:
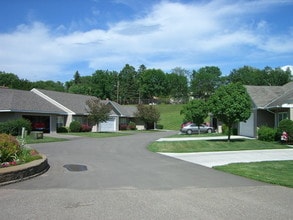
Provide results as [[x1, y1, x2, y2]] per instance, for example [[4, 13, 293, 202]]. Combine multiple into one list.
[[245, 82, 293, 108], [33, 89, 98, 115], [0, 88, 67, 114]]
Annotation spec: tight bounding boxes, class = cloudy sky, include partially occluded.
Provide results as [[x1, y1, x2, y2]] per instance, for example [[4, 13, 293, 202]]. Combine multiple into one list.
[[0, 0, 292, 82]]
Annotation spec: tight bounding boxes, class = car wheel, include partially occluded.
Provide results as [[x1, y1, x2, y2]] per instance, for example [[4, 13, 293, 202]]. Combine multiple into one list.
[[187, 129, 192, 135], [207, 129, 212, 133]]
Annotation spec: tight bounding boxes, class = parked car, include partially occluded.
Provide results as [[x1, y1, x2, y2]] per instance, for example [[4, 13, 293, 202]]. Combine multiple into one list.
[[32, 122, 46, 131], [180, 121, 193, 128], [180, 123, 214, 134]]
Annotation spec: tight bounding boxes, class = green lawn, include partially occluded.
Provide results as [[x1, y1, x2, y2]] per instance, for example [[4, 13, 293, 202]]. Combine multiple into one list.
[[157, 104, 184, 130], [214, 160, 293, 188], [148, 139, 290, 153], [22, 135, 68, 144]]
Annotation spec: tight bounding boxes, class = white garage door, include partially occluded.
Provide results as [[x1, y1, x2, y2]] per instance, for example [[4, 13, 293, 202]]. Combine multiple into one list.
[[99, 117, 117, 132], [239, 114, 255, 137]]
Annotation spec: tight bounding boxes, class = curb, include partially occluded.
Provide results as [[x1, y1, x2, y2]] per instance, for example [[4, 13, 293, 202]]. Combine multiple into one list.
[[0, 154, 50, 186]]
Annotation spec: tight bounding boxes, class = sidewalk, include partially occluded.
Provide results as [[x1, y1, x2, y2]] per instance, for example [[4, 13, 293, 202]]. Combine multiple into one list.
[[160, 149, 293, 168], [157, 135, 254, 142], [157, 135, 293, 167]]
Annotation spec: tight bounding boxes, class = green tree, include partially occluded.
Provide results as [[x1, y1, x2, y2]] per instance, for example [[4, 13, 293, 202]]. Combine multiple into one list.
[[32, 80, 65, 92], [139, 68, 166, 102], [191, 66, 222, 100], [180, 99, 208, 133], [228, 66, 291, 86], [208, 83, 252, 141], [118, 64, 139, 104], [135, 104, 160, 130], [262, 67, 291, 86], [74, 71, 81, 84], [91, 70, 118, 100], [228, 66, 264, 85], [1, 74, 33, 90], [86, 98, 111, 130], [166, 72, 189, 103]]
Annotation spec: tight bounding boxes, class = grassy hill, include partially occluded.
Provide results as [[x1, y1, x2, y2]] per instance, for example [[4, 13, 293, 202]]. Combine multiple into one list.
[[156, 104, 184, 131]]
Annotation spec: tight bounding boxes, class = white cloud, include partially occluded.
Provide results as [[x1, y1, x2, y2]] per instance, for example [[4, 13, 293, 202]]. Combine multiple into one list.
[[0, 0, 292, 81]]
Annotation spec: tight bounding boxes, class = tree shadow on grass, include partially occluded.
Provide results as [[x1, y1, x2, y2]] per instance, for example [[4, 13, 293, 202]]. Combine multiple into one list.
[[206, 139, 246, 143]]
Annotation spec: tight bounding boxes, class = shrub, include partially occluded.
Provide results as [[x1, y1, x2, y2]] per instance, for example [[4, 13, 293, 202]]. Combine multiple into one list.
[[0, 118, 31, 136], [57, 126, 68, 133], [128, 121, 136, 130], [258, 126, 277, 142], [69, 121, 81, 132], [277, 119, 293, 142], [119, 124, 128, 130], [0, 134, 21, 163], [81, 124, 92, 132], [156, 124, 164, 129]]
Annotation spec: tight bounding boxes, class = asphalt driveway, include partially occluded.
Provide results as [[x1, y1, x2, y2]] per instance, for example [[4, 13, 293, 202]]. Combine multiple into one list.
[[0, 131, 292, 219]]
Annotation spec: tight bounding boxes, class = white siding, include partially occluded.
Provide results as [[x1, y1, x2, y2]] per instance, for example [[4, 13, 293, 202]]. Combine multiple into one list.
[[239, 114, 255, 137]]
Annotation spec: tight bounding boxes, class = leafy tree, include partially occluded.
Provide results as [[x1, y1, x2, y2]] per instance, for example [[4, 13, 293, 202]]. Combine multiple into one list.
[[0, 71, 33, 90], [191, 66, 222, 100], [166, 72, 189, 103], [228, 66, 264, 85], [32, 80, 65, 92], [91, 70, 118, 100], [68, 84, 93, 95], [180, 99, 208, 133], [208, 83, 252, 141], [74, 71, 81, 84], [135, 104, 160, 129], [227, 66, 290, 86], [86, 98, 111, 130], [118, 64, 139, 104], [139, 68, 167, 102], [262, 67, 291, 86], [137, 64, 147, 74]]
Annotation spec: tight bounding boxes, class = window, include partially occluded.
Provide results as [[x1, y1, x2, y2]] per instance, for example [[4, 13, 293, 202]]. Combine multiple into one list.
[[57, 116, 65, 128]]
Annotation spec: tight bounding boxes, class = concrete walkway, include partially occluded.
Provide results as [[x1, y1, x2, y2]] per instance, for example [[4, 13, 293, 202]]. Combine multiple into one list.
[[158, 135, 293, 167], [157, 135, 254, 142], [160, 149, 293, 167]]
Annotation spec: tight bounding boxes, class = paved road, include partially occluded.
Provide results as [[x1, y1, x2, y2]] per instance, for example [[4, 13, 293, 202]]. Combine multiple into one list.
[[0, 131, 292, 219]]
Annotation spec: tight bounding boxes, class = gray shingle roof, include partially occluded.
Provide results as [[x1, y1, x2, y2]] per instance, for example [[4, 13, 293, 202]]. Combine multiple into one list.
[[245, 82, 293, 108], [1, 88, 136, 117], [0, 88, 67, 114], [33, 89, 98, 115]]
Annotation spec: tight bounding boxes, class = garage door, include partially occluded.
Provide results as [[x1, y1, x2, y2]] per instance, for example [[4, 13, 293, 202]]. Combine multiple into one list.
[[99, 117, 117, 132]]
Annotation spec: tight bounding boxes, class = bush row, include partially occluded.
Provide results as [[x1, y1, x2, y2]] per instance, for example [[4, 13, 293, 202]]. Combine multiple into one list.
[[0, 118, 31, 136], [119, 122, 137, 130], [258, 119, 293, 142], [57, 121, 93, 133]]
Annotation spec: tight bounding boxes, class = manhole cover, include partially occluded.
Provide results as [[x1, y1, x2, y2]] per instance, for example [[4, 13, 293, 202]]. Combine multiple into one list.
[[63, 164, 87, 172]]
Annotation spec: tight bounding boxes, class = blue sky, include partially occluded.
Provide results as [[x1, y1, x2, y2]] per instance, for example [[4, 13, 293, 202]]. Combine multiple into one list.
[[0, 0, 292, 82]]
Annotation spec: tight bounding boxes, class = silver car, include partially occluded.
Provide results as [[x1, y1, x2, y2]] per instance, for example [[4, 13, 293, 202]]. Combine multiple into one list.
[[180, 123, 214, 134]]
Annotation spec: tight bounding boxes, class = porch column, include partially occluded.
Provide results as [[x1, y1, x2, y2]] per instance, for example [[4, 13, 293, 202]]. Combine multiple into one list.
[[50, 115, 57, 133], [66, 114, 73, 127]]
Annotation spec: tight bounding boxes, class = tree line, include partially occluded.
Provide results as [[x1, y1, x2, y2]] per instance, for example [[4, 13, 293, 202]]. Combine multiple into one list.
[[0, 64, 291, 104]]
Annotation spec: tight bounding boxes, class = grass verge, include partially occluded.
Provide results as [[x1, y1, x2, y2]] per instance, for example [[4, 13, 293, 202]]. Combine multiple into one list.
[[23, 135, 68, 144], [157, 104, 184, 130], [214, 160, 293, 188], [148, 139, 290, 153]]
